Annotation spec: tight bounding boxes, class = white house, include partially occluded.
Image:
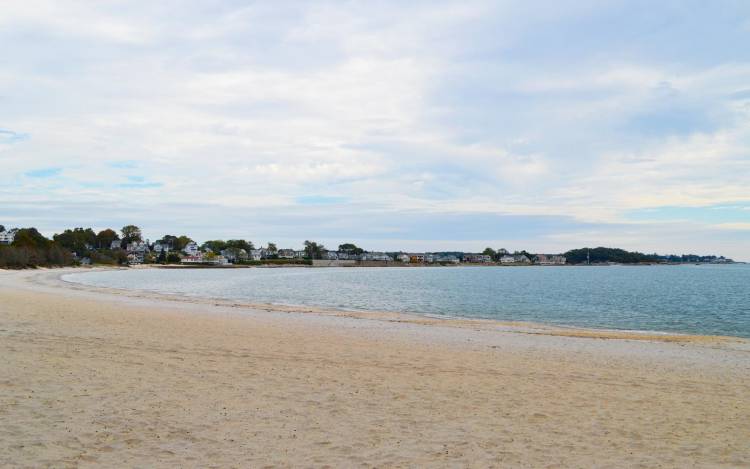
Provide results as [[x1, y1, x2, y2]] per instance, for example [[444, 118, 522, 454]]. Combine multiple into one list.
[[277, 249, 295, 259], [500, 255, 516, 264], [249, 249, 263, 261], [221, 248, 247, 262], [361, 252, 392, 261], [110, 239, 122, 250], [0, 229, 16, 245], [294, 250, 307, 259], [183, 241, 199, 256], [325, 251, 339, 260], [397, 253, 411, 263], [464, 254, 492, 263], [536, 254, 566, 265], [153, 242, 169, 254], [126, 241, 149, 254]]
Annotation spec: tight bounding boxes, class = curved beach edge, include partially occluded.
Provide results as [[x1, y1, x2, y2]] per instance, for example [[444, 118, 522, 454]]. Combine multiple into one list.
[[11, 266, 748, 346]]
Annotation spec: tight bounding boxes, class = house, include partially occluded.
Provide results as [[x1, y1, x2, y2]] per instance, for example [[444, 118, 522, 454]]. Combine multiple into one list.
[[500, 254, 531, 264], [127, 252, 145, 265], [325, 251, 339, 260], [409, 253, 425, 263], [361, 252, 392, 261], [435, 255, 460, 264], [181, 254, 204, 264], [294, 250, 307, 259], [183, 241, 199, 256], [110, 239, 122, 250], [0, 229, 16, 245], [126, 241, 149, 254], [221, 248, 248, 262], [249, 249, 263, 261], [153, 242, 169, 254], [397, 254, 410, 263], [536, 254, 566, 265], [464, 254, 492, 263], [277, 249, 295, 259]]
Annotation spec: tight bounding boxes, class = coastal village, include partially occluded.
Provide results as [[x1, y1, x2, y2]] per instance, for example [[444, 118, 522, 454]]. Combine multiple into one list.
[[0, 225, 736, 268]]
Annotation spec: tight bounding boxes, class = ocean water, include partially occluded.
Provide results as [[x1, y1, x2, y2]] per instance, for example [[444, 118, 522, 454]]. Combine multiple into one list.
[[63, 264, 750, 338]]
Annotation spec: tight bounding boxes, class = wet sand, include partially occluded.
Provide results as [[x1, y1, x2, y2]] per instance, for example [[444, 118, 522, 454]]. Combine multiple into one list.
[[1, 268, 749, 467]]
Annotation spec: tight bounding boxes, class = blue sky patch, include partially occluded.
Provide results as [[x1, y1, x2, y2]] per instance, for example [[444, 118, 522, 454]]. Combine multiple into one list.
[[25, 167, 62, 178]]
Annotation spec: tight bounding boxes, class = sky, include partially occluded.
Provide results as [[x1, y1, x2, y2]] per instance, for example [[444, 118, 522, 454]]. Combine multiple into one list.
[[1, 1, 749, 259]]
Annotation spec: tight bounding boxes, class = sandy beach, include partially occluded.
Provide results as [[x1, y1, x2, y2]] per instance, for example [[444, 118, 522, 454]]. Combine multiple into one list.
[[1, 268, 749, 468]]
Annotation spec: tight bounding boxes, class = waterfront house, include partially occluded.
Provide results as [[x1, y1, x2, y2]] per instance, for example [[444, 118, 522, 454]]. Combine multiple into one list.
[[110, 239, 122, 250], [536, 254, 566, 265], [409, 253, 425, 263], [397, 254, 410, 263], [500, 255, 516, 264], [0, 229, 16, 245], [183, 241, 199, 256], [361, 252, 393, 262], [181, 254, 204, 264], [294, 250, 307, 259], [277, 249, 295, 259], [514, 254, 531, 263], [220, 248, 247, 263], [249, 249, 263, 261], [153, 242, 169, 254], [325, 251, 339, 260], [464, 254, 492, 263]]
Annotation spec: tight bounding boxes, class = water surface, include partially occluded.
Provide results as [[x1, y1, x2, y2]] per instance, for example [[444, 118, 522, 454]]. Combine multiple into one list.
[[64, 264, 750, 337]]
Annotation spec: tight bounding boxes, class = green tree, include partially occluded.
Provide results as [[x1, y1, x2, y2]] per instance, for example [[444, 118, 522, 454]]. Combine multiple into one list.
[[338, 243, 364, 255], [12, 228, 51, 250], [303, 240, 325, 259], [482, 247, 497, 258], [53, 227, 96, 254], [96, 229, 119, 249], [201, 240, 227, 253], [175, 235, 193, 251], [0, 224, 5, 232], [267, 243, 277, 253], [226, 239, 253, 251], [121, 225, 142, 245]]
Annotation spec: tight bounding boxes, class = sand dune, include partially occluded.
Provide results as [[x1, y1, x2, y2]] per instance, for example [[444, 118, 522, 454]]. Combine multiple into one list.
[[1, 268, 748, 467]]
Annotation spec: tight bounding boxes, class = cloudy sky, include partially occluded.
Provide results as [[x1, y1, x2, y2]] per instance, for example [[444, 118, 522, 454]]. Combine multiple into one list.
[[1, 1, 749, 259]]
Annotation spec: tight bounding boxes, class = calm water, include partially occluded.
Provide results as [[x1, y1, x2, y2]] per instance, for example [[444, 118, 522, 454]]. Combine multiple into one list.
[[63, 264, 750, 337]]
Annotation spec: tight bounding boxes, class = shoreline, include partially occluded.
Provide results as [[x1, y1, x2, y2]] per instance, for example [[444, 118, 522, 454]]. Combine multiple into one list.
[[2, 267, 749, 467], [54, 266, 750, 344]]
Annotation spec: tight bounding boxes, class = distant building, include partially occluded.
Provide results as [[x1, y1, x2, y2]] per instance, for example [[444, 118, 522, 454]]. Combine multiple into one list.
[[110, 239, 122, 250], [501, 254, 531, 264], [397, 254, 410, 263], [0, 229, 16, 245], [220, 248, 247, 262], [409, 253, 425, 263], [325, 251, 339, 260], [294, 250, 307, 259], [536, 254, 566, 265], [277, 249, 295, 259], [126, 241, 149, 254], [181, 254, 204, 264], [153, 242, 169, 254], [183, 241, 199, 256], [464, 254, 492, 263], [361, 252, 392, 261]]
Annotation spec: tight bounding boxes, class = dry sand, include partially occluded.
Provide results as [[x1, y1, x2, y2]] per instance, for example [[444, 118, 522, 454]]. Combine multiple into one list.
[[1, 268, 749, 468]]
